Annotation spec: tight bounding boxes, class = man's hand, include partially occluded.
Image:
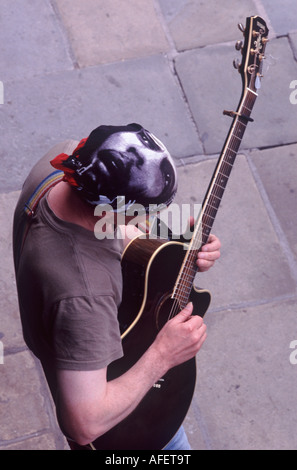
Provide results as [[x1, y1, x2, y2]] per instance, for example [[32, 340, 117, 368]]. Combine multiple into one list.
[[196, 233, 221, 272], [152, 302, 207, 371], [186, 217, 221, 272]]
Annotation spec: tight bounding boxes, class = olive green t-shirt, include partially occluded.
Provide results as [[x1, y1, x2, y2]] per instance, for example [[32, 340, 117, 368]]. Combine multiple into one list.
[[13, 141, 124, 377]]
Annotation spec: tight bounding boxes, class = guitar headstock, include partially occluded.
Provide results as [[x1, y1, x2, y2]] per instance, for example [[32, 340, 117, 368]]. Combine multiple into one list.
[[234, 16, 269, 93]]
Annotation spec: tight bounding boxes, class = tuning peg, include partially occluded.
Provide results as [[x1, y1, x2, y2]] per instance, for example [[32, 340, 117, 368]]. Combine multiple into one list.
[[238, 23, 245, 33], [235, 40, 243, 51], [255, 74, 262, 90], [233, 59, 241, 70]]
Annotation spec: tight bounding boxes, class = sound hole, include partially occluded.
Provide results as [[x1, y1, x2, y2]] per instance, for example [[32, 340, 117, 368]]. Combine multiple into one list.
[[155, 294, 181, 331]]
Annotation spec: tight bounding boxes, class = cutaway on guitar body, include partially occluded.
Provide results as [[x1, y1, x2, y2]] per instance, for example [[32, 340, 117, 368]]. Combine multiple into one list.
[[118, 235, 211, 340]]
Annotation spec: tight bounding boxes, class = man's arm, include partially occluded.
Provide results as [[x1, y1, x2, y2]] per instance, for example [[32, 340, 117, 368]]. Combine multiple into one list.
[[56, 302, 206, 445]]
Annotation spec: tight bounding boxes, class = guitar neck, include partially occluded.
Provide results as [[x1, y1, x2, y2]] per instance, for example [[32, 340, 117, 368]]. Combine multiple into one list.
[[173, 88, 258, 309], [199, 87, 257, 245]]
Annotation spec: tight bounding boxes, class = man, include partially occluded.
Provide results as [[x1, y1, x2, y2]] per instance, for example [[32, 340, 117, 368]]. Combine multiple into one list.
[[13, 123, 221, 450]]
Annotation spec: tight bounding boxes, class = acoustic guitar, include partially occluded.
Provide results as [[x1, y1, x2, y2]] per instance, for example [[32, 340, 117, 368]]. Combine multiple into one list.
[[86, 15, 269, 450]]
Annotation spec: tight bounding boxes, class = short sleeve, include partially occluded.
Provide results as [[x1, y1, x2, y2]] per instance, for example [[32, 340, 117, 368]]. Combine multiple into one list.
[[51, 295, 123, 370]]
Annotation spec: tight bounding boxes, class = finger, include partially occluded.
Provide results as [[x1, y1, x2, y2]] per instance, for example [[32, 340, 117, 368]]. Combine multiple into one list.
[[182, 312, 204, 331], [196, 257, 216, 272], [198, 250, 220, 261], [201, 233, 221, 252], [187, 216, 195, 227], [183, 322, 207, 354], [196, 329, 207, 351], [174, 302, 193, 323], [197, 258, 215, 267]]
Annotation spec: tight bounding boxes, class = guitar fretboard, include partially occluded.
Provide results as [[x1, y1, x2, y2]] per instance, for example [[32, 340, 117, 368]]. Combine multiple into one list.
[[172, 88, 257, 310]]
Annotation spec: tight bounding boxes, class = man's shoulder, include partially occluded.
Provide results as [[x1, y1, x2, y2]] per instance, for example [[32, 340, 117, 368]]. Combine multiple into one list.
[[23, 140, 79, 196], [13, 140, 79, 268]]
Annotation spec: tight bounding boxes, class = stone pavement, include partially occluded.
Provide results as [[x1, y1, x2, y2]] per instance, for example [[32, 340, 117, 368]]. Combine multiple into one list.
[[0, 0, 297, 450]]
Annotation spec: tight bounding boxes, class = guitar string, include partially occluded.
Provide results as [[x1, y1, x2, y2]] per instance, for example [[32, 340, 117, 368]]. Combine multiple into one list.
[[169, 130, 238, 315], [167, 146, 237, 320], [171, 94, 255, 318], [167, 91, 256, 322], [170, 150, 233, 316]]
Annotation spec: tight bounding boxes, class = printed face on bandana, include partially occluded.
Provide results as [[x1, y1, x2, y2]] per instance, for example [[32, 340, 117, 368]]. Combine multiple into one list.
[[50, 124, 177, 213]]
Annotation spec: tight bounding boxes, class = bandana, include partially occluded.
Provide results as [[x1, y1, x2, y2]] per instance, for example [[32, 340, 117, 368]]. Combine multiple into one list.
[[50, 123, 177, 214]]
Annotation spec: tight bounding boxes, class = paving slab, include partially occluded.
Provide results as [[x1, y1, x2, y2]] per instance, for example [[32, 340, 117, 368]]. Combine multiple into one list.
[[0, 189, 68, 451], [0, 55, 203, 192], [0, 350, 67, 450], [174, 154, 297, 310], [0, 350, 52, 442], [250, 144, 297, 265], [191, 299, 297, 450], [184, 396, 211, 450], [0, 191, 24, 349], [1, 433, 68, 451], [158, 0, 259, 50], [261, 0, 297, 35], [55, 0, 170, 67], [175, 36, 297, 154], [0, 0, 73, 82]]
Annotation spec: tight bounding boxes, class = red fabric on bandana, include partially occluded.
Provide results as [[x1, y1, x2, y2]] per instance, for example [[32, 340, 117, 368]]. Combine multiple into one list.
[[50, 138, 88, 188]]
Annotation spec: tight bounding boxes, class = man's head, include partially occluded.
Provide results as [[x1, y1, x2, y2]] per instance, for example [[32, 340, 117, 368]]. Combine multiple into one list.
[[50, 123, 177, 213]]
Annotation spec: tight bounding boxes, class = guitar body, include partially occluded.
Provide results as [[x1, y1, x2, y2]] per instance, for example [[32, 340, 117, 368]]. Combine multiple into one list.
[[91, 236, 211, 450]]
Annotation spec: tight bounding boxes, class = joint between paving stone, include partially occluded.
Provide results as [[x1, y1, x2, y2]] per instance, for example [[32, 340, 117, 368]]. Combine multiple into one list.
[[190, 396, 213, 450], [208, 292, 297, 315], [245, 151, 297, 284], [288, 34, 297, 62], [0, 429, 54, 449], [152, 0, 177, 55], [252, 0, 277, 38], [172, 59, 207, 155], [152, 0, 207, 154], [48, 0, 80, 70]]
